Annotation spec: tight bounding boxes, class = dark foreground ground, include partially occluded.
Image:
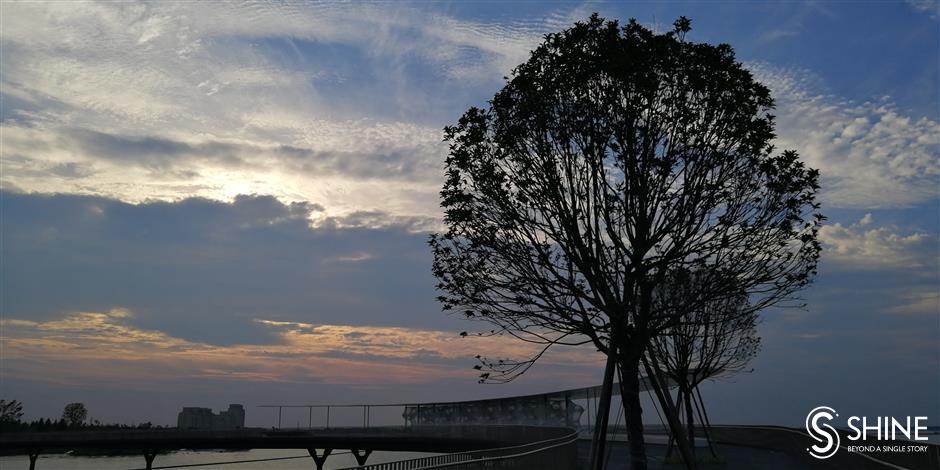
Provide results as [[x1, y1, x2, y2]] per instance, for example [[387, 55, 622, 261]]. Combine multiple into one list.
[[574, 426, 940, 470], [576, 441, 806, 470], [574, 440, 938, 470]]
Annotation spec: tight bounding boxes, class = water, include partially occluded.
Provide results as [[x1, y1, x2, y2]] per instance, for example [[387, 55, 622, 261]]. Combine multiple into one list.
[[0, 449, 441, 470]]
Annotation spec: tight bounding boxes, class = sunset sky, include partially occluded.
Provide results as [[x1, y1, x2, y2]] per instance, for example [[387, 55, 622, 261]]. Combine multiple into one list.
[[1, 1, 937, 428]]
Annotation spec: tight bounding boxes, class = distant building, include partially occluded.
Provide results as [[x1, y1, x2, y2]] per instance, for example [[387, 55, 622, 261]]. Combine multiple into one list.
[[177, 404, 245, 430]]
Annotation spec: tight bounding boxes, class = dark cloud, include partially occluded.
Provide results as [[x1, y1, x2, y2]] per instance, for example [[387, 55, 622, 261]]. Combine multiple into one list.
[[61, 129, 438, 180], [0, 90, 50, 125], [48, 161, 95, 179], [68, 129, 247, 172], [320, 210, 440, 232], [1, 190, 936, 427], [0, 190, 454, 345]]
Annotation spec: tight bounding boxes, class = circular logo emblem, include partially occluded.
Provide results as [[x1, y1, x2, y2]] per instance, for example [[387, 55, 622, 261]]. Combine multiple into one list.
[[806, 406, 840, 459]]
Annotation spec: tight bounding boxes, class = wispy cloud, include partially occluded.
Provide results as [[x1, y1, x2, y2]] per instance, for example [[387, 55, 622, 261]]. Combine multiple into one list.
[[758, 29, 799, 43], [323, 251, 374, 263], [4, 2, 935, 217], [0, 1, 566, 219], [0, 309, 598, 388], [906, 0, 939, 18], [751, 64, 940, 209], [885, 287, 940, 316], [0, 120, 447, 219]]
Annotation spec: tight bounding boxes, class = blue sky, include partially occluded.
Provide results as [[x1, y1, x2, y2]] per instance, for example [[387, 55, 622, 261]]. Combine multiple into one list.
[[0, 1, 937, 427]]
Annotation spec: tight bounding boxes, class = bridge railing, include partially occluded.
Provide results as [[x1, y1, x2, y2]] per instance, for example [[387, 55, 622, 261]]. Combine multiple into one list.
[[337, 426, 579, 470]]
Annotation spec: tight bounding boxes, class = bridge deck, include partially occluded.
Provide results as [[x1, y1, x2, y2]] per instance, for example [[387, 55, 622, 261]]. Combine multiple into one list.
[[0, 425, 566, 454]]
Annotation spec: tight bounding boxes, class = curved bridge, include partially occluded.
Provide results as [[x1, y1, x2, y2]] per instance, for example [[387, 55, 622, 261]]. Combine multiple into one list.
[[0, 425, 578, 470], [0, 382, 652, 470]]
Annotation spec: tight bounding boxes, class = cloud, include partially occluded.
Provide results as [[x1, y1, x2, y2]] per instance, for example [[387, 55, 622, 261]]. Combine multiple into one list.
[[907, 0, 939, 18], [0, 121, 447, 219], [323, 252, 374, 264], [758, 29, 799, 43], [0, 190, 603, 413], [886, 288, 940, 316], [319, 210, 440, 232], [7, 127, 440, 180], [0, 308, 598, 388], [750, 64, 940, 209], [0, 311, 458, 386], [797, 333, 826, 340], [818, 214, 937, 269], [0, 190, 450, 344], [5, 2, 933, 217], [0, 2, 574, 219]]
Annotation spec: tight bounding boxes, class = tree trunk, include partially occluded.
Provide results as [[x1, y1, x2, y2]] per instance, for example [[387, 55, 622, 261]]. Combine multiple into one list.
[[684, 387, 696, 460], [642, 356, 698, 470], [589, 339, 617, 470], [664, 389, 682, 458], [694, 386, 719, 459], [618, 355, 648, 470]]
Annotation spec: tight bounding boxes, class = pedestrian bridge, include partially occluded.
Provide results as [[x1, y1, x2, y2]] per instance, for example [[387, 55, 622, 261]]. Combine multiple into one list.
[[0, 382, 629, 470], [0, 425, 579, 470], [17, 377, 933, 470]]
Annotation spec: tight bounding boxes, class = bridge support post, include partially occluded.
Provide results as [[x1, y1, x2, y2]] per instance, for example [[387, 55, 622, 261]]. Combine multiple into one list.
[[28, 449, 40, 470], [143, 450, 157, 470], [307, 447, 332, 470], [351, 448, 373, 466]]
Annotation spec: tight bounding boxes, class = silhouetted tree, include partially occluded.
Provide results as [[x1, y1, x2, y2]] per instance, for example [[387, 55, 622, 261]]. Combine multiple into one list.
[[647, 270, 761, 459], [431, 14, 822, 470], [0, 399, 24, 431], [62, 402, 88, 427], [0, 399, 24, 423]]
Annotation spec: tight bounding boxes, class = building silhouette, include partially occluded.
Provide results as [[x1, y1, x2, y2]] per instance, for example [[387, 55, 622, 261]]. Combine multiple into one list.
[[177, 404, 245, 430]]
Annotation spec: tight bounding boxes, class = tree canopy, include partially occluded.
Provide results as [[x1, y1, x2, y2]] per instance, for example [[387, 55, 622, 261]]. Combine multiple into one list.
[[0, 399, 24, 424], [62, 402, 88, 427], [432, 13, 821, 374], [431, 14, 822, 469]]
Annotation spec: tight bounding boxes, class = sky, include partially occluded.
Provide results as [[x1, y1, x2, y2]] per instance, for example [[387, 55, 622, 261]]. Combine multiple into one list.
[[0, 1, 937, 428]]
